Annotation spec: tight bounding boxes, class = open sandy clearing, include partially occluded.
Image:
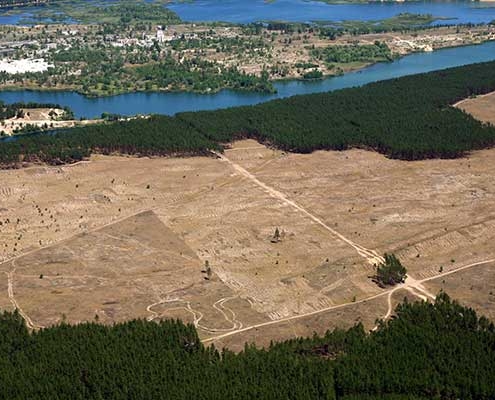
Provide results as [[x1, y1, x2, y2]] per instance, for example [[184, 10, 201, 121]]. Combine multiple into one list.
[[425, 260, 495, 321], [0, 108, 101, 136], [455, 90, 495, 126], [1, 140, 495, 348]]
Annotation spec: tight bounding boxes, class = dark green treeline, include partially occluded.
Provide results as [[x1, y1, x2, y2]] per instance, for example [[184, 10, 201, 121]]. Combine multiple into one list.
[[2, 61, 495, 166], [1, 293, 495, 399]]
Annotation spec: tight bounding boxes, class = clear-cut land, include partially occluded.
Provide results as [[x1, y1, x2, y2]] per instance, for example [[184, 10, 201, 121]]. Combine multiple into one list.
[[1, 138, 495, 350]]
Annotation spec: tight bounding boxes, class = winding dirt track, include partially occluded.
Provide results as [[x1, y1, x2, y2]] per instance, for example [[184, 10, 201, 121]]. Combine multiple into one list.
[[213, 297, 243, 330], [202, 258, 495, 344], [6, 260, 43, 330], [146, 297, 242, 333]]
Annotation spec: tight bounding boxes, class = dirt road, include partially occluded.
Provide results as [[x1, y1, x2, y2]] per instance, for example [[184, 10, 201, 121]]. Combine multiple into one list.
[[6, 260, 43, 330], [202, 258, 495, 344], [213, 151, 384, 265]]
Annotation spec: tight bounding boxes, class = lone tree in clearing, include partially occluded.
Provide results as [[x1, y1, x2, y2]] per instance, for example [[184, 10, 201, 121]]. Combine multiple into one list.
[[203, 260, 212, 280], [376, 253, 407, 286]]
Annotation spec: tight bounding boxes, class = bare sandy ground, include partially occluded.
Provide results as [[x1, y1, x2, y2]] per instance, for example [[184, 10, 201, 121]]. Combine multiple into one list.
[[0, 108, 100, 136], [456, 91, 495, 127], [219, 24, 495, 79], [1, 141, 495, 348], [425, 261, 495, 321]]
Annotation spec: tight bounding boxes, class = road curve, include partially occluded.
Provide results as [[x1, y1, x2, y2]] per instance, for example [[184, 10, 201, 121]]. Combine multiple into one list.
[[203, 258, 495, 344]]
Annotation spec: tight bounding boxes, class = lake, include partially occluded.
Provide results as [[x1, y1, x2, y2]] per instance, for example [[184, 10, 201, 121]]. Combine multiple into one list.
[[168, 0, 495, 25], [1, 0, 495, 25], [1, 41, 494, 119]]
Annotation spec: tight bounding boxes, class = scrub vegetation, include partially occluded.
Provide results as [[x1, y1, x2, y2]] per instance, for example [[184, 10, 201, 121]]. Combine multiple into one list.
[[311, 42, 394, 65]]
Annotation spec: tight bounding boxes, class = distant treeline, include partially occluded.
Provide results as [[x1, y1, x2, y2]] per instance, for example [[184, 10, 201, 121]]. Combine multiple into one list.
[[1, 293, 495, 399], [311, 42, 394, 64], [0, 116, 220, 165], [1, 61, 495, 166]]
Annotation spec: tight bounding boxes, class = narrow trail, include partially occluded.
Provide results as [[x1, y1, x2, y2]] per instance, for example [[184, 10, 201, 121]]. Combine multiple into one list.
[[212, 151, 384, 266], [149, 301, 209, 331], [213, 297, 243, 330], [405, 276, 436, 300], [421, 258, 495, 283], [404, 287, 428, 302], [6, 260, 43, 330], [0, 207, 159, 330], [202, 258, 495, 344], [146, 298, 205, 328], [374, 281, 432, 331], [203, 288, 390, 344], [146, 296, 242, 333]]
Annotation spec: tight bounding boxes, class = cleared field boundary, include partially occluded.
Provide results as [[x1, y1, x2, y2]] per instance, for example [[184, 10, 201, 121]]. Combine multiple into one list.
[[453, 90, 495, 108]]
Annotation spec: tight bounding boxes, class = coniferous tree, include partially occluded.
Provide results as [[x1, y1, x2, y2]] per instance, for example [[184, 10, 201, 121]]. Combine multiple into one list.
[[376, 254, 407, 286]]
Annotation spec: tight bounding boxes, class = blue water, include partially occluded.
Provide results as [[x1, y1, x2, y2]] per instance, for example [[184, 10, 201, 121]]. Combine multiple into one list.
[[0, 10, 36, 25], [0, 1, 113, 25], [1, 0, 495, 25], [1, 41, 494, 119], [167, 0, 495, 25]]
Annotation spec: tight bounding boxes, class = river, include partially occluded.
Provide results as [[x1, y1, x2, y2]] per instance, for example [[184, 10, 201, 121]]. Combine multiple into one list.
[[0, 41, 494, 119]]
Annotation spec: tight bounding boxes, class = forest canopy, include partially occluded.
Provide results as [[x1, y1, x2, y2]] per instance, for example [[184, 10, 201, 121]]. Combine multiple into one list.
[[2, 60, 495, 167], [1, 293, 494, 399]]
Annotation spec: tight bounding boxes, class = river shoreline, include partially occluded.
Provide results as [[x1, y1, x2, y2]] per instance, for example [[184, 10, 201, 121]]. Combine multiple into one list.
[[2, 38, 493, 101], [1, 40, 495, 119]]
